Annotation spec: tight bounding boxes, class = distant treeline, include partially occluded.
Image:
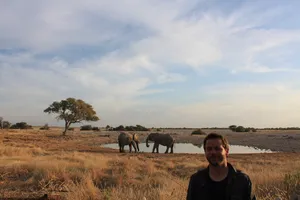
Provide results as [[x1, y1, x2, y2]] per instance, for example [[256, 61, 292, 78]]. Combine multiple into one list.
[[104, 126, 230, 131], [147, 127, 228, 130], [1, 118, 299, 132], [106, 125, 149, 131], [229, 125, 300, 132], [0, 120, 33, 129], [259, 127, 300, 130], [229, 125, 257, 132]]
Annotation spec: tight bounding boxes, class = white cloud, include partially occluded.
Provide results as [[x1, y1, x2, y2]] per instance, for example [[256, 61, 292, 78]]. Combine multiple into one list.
[[1, 0, 300, 127]]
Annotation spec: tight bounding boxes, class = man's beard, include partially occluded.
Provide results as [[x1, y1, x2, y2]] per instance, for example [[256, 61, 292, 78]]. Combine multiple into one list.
[[207, 155, 225, 166]]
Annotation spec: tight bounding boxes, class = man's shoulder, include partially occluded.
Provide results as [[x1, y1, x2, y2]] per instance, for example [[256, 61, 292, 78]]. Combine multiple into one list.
[[189, 167, 208, 181], [234, 169, 252, 183], [228, 163, 250, 179], [194, 167, 208, 174]]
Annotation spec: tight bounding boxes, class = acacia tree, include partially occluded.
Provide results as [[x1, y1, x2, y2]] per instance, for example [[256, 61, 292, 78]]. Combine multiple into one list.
[[44, 98, 100, 135]]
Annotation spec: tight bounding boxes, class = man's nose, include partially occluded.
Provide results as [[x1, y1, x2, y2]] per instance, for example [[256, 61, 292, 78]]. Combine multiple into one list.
[[210, 149, 217, 154]]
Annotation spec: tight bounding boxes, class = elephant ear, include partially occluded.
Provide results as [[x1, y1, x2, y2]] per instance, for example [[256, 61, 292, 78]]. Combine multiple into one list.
[[133, 133, 139, 142]]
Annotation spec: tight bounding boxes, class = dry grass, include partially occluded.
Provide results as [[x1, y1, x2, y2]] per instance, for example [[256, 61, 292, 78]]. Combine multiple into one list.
[[0, 129, 299, 199]]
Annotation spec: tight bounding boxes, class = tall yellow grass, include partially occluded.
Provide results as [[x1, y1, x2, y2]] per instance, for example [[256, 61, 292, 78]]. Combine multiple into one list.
[[0, 129, 300, 199], [0, 144, 300, 200]]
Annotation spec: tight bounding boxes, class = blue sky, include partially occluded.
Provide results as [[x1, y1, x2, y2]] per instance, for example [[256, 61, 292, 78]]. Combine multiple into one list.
[[1, 0, 300, 128]]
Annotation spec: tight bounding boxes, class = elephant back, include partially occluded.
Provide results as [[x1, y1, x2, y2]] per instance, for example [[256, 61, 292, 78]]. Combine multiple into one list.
[[149, 133, 174, 146], [118, 132, 133, 145]]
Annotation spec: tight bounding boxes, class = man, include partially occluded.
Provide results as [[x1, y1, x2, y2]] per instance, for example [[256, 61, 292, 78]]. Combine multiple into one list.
[[186, 132, 256, 200]]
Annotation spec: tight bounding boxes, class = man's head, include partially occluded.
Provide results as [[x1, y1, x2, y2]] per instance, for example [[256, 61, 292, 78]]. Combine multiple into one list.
[[203, 133, 229, 167]]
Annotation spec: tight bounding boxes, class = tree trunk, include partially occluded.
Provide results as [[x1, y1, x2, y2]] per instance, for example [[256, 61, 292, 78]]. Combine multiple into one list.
[[63, 121, 70, 135]]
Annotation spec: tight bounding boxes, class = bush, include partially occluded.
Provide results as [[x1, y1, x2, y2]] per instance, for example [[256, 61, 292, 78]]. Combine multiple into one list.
[[10, 122, 32, 129], [40, 123, 50, 130], [80, 125, 92, 131], [68, 127, 74, 131], [235, 126, 245, 132], [92, 127, 100, 131], [109, 125, 149, 131], [191, 129, 206, 135], [244, 127, 251, 132], [2, 121, 11, 129], [229, 125, 237, 131], [230, 125, 257, 133]]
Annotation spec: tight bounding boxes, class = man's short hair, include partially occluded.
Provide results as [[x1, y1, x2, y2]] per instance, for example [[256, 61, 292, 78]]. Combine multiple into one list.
[[203, 132, 229, 150]]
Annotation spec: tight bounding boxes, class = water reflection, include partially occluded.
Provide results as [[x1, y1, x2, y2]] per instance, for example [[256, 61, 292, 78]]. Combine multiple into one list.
[[102, 143, 274, 154]]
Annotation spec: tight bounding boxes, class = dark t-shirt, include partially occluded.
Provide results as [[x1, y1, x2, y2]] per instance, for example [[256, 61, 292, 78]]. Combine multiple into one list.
[[208, 175, 228, 200]]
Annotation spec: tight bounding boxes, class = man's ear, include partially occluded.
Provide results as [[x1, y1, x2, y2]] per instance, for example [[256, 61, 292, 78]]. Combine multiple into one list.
[[226, 148, 229, 157]]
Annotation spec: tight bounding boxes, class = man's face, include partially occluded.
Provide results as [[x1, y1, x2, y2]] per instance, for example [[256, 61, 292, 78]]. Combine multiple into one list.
[[204, 138, 229, 167]]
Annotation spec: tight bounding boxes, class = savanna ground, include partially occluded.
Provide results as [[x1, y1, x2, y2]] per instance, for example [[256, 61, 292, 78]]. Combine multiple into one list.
[[0, 128, 300, 200]]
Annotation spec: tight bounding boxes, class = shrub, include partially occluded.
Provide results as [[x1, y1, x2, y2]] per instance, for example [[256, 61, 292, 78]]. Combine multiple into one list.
[[110, 125, 149, 131], [235, 126, 245, 132], [80, 125, 93, 131], [2, 121, 11, 129], [229, 125, 237, 131], [191, 129, 206, 135], [245, 127, 251, 132], [92, 127, 100, 131], [125, 126, 135, 131], [230, 125, 258, 133], [10, 122, 32, 129], [40, 123, 50, 130]]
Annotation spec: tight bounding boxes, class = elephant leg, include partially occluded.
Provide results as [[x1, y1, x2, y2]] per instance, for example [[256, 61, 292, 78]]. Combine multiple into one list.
[[165, 146, 169, 154], [129, 144, 132, 153], [155, 143, 159, 153], [152, 144, 156, 153], [132, 141, 137, 153], [170, 144, 174, 154], [119, 141, 122, 153]]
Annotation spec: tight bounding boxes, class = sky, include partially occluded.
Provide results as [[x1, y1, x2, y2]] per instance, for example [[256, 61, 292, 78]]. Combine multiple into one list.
[[1, 0, 300, 128]]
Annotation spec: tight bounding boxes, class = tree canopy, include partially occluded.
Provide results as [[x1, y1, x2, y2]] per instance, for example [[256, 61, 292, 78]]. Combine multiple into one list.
[[44, 97, 100, 135]]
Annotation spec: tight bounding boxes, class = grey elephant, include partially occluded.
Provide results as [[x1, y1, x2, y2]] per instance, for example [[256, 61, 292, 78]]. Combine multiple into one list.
[[146, 132, 175, 153], [118, 132, 140, 153]]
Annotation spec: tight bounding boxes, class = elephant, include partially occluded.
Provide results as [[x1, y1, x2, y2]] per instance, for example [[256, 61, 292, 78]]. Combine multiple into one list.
[[146, 132, 175, 153], [118, 132, 140, 153]]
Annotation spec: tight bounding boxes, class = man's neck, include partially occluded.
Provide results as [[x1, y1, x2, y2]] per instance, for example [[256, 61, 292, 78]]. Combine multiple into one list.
[[209, 163, 228, 182]]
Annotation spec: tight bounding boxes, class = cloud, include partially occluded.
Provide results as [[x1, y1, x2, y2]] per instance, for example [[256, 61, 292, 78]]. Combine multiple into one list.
[[1, 0, 300, 127]]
